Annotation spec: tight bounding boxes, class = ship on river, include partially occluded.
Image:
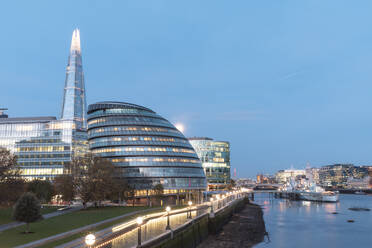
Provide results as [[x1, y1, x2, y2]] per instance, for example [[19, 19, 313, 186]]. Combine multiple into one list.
[[279, 175, 339, 203]]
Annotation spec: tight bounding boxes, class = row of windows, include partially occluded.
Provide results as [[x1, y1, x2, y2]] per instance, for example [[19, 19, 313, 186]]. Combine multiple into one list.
[[18, 161, 66, 166], [89, 108, 150, 117], [20, 168, 63, 176], [90, 136, 188, 144], [111, 157, 200, 164], [17, 154, 71, 159], [118, 167, 204, 178], [91, 146, 195, 154], [88, 126, 179, 134], [17, 146, 71, 152], [88, 116, 169, 126]]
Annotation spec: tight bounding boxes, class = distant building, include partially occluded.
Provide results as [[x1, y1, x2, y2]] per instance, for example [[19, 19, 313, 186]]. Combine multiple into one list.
[[188, 137, 231, 191], [346, 176, 371, 189], [256, 174, 276, 184], [0, 29, 88, 180], [87, 102, 207, 203], [275, 169, 306, 184], [318, 164, 369, 188]]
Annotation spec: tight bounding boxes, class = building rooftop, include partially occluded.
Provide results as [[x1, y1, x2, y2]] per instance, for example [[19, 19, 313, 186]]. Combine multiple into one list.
[[188, 137, 213, 141], [88, 101, 155, 114], [0, 116, 57, 123]]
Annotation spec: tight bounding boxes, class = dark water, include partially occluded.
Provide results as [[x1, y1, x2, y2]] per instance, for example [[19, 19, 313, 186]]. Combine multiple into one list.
[[253, 193, 372, 248]]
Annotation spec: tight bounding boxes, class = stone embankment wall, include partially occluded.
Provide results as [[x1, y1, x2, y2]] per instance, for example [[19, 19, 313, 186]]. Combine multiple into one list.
[[143, 197, 265, 248]]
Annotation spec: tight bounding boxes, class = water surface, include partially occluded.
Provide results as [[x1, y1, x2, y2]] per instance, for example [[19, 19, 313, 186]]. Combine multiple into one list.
[[254, 193, 372, 248]]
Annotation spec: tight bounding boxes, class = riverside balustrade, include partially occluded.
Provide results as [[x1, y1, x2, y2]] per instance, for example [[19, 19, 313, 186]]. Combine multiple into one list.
[[89, 189, 250, 248]]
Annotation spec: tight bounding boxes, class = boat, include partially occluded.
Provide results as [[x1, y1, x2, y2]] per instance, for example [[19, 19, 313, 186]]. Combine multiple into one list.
[[354, 191, 366, 195], [298, 190, 339, 202], [279, 177, 339, 203]]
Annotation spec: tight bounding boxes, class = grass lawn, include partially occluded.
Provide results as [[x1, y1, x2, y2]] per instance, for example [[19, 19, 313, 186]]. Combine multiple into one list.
[[38, 205, 185, 248], [0, 206, 59, 225], [0, 206, 149, 248]]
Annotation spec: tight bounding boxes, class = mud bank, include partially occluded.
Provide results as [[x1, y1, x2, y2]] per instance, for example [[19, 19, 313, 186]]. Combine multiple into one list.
[[198, 204, 266, 248]]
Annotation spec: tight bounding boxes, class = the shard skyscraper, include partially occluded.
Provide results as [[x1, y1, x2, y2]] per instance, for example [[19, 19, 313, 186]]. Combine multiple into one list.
[[61, 29, 87, 129]]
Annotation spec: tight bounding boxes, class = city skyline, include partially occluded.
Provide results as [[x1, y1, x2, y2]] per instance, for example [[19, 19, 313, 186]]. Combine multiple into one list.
[[3, 1, 372, 177]]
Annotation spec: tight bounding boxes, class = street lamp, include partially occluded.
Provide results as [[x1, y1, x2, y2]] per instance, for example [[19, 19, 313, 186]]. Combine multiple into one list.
[[187, 201, 192, 219], [165, 206, 171, 230], [136, 217, 143, 248], [216, 195, 220, 209], [85, 234, 95, 247]]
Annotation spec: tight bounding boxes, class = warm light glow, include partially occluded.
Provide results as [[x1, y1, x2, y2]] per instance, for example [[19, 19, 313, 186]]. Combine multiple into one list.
[[216, 195, 220, 200], [188, 201, 192, 206], [174, 123, 185, 133], [70, 28, 81, 52], [136, 217, 143, 225], [166, 206, 171, 212], [85, 234, 96, 246]]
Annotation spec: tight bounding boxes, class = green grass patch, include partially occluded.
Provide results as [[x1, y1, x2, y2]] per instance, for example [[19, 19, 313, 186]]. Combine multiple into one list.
[[37, 205, 186, 248], [0, 206, 149, 248], [0, 206, 59, 225]]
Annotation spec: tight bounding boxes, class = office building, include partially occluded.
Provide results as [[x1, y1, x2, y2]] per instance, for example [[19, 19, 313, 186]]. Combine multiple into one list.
[[188, 137, 231, 191]]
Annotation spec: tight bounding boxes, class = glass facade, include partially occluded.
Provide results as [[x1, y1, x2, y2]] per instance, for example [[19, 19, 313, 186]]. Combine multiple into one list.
[[87, 102, 207, 191], [61, 29, 87, 129], [0, 117, 87, 180], [188, 137, 231, 190], [0, 29, 88, 180]]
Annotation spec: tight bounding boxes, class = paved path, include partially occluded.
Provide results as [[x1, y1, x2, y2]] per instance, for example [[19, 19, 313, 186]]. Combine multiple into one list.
[[0, 206, 83, 232], [15, 207, 161, 248]]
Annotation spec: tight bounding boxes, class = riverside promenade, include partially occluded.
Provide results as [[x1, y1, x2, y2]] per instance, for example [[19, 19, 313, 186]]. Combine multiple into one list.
[[58, 190, 250, 248]]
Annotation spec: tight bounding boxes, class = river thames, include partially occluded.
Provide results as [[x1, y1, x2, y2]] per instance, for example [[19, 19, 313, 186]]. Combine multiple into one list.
[[254, 193, 372, 248]]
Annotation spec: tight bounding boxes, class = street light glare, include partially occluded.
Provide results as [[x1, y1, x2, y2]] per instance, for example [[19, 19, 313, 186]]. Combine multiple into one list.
[[188, 201, 192, 206], [166, 206, 171, 212], [85, 234, 96, 246], [136, 217, 143, 225]]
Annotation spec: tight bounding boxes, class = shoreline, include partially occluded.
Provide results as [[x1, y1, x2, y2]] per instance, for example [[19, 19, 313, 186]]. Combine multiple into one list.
[[198, 203, 266, 248]]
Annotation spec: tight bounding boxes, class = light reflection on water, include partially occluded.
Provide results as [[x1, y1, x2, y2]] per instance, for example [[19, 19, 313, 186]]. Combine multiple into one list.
[[254, 194, 372, 248]]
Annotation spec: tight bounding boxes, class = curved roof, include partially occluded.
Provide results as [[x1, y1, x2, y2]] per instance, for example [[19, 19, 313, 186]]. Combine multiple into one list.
[[88, 101, 155, 114]]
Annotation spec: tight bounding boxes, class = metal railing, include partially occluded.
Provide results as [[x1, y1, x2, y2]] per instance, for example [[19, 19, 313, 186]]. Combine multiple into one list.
[[80, 189, 250, 248]]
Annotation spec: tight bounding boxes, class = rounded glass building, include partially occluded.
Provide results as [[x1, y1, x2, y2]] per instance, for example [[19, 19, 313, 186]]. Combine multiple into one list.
[[87, 102, 206, 200]]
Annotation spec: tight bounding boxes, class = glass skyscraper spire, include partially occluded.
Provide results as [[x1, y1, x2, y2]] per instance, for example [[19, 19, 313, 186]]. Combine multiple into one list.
[[61, 29, 87, 129]]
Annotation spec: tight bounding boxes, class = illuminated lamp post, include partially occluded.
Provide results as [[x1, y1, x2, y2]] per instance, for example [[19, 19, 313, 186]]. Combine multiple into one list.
[[166, 206, 171, 230], [136, 217, 143, 248], [187, 201, 193, 219]]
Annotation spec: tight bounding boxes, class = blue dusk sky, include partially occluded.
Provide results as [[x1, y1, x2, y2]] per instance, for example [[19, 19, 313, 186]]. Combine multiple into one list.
[[2, 1, 372, 178]]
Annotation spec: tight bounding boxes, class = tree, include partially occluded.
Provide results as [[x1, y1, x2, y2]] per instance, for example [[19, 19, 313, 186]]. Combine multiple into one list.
[[0, 147, 25, 206], [68, 154, 119, 207], [13, 192, 43, 233], [0, 147, 19, 181], [0, 177, 25, 206], [109, 178, 131, 203], [153, 183, 164, 206], [53, 174, 75, 204], [27, 180, 54, 203], [228, 179, 236, 190]]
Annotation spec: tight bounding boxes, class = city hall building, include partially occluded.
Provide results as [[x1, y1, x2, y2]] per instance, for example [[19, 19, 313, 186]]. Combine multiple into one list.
[[0, 29, 88, 180], [87, 101, 207, 203]]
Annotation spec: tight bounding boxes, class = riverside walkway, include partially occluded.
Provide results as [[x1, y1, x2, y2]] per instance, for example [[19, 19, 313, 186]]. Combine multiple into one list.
[[61, 190, 249, 248]]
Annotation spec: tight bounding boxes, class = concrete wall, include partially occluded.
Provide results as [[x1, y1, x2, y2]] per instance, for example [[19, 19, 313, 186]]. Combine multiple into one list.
[[143, 197, 249, 248]]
